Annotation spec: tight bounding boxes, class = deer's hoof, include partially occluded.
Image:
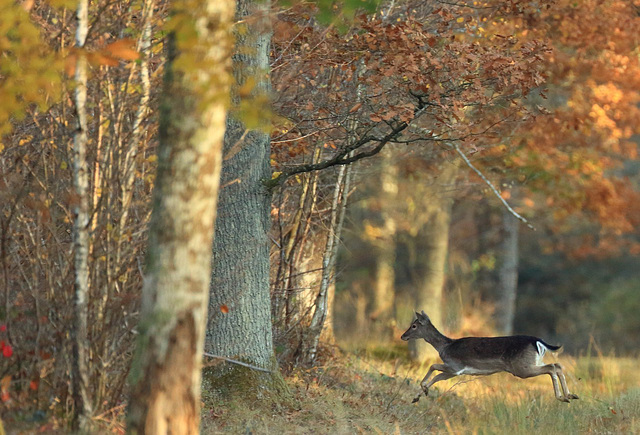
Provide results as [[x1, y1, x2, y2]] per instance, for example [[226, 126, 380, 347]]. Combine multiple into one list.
[[558, 396, 570, 403], [568, 394, 579, 400]]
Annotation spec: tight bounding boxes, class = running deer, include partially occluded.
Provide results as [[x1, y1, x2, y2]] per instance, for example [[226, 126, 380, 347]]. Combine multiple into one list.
[[401, 311, 579, 403]]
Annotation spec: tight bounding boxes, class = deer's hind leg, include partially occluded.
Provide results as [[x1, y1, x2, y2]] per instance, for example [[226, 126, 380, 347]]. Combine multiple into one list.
[[514, 363, 572, 402], [554, 363, 579, 400]]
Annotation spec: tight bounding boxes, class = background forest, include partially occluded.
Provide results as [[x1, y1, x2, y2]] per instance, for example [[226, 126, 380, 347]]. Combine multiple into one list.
[[1, 0, 639, 432]]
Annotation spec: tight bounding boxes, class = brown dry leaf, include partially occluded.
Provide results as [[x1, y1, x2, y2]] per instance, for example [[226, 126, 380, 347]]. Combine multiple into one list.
[[348, 102, 363, 113]]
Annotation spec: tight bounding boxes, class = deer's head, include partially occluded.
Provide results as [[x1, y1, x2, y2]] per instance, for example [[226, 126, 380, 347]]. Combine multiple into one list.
[[401, 311, 432, 341]]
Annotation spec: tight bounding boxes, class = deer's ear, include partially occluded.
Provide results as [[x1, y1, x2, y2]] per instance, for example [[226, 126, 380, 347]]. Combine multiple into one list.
[[421, 310, 429, 319], [415, 311, 426, 325]]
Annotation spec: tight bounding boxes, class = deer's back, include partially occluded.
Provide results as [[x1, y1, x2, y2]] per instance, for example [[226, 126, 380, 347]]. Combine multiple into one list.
[[440, 335, 542, 374]]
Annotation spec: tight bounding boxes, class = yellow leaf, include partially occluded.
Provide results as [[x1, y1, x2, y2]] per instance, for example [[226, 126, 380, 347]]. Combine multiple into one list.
[[60, 161, 67, 170], [271, 171, 282, 180], [457, 17, 465, 23]]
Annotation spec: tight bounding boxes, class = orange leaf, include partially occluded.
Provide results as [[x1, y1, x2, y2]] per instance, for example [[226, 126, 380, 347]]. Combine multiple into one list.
[[29, 380, 39, 391], [1, 375, 10, 392], [220, 305, 229, 314], [104, 39, 140, 61], [64, 52, 77, 76], [88, 52, 119, 67]]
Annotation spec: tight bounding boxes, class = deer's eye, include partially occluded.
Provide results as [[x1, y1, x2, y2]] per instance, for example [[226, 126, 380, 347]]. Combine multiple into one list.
[[411, 324, 417, 329]]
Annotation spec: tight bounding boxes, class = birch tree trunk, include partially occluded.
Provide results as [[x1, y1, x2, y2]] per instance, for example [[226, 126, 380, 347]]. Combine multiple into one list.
[[409, 162, 458, 362], [70, 0, 92, 429], [126, 0, 234, 432], [205, 0, 289, 397], [305, 163, 352, 365], [495, 206, 520, 335]]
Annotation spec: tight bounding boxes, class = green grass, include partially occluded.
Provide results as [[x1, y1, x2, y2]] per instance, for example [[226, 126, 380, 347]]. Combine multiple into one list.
[[202, 348, 640, 434]]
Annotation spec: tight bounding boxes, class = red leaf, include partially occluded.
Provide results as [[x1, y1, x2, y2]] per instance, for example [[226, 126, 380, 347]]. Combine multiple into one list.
[[3, 345, 13, 358], [220, 305, 229, 314]]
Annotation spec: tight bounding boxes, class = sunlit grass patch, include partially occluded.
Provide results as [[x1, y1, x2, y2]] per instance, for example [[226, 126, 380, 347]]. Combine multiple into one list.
[[200, 350, 639, 434]]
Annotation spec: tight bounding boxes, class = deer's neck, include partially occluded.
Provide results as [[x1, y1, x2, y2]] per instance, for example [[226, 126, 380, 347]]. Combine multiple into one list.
[[423, 326, 452, 353]]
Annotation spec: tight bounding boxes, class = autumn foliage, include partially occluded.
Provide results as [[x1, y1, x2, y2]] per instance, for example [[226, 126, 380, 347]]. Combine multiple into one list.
[[0, 0, 639, 428]]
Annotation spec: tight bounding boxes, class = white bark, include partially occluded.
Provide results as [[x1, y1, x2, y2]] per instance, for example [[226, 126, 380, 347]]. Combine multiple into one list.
[[306, 162, 352, 364], [71, 0, 92, 428]]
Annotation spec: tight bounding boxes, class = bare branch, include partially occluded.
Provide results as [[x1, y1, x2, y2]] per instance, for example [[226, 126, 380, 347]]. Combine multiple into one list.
[[267, 105, 428, 188], [450, 142, 535, 230], [203, 352, 273, 373]]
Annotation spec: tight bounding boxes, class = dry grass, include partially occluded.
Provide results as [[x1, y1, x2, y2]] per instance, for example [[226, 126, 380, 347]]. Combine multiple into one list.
[[4, 344, 637, 433], [202, 344, 640, 434]]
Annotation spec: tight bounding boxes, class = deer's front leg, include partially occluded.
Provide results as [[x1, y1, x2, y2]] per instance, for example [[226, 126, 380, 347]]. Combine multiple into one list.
[[419, 363, 448, 393], [412, 366, 454, 404]]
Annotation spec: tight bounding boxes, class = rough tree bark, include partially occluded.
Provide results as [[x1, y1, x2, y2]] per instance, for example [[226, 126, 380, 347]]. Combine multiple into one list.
[[495, 206, 520, 335], [205, 0, 288, 398], [126, 0, 234, 432], [70, 0, 92, 429], [409, 162, 458, 362]]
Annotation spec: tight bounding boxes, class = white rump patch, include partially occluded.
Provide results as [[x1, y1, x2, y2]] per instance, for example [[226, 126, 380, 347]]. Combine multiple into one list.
[[536, 341, 547, 366]]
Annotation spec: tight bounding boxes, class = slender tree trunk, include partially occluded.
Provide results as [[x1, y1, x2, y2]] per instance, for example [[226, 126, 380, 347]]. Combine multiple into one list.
[[306, 163, 352, 365], [409, 162, 457, 361], [205, 0, 289, 397], [71, 0, 92, 429], [126, 0, 234, 431], [370, 149, 398, 331], [495, 206, 520, 335]]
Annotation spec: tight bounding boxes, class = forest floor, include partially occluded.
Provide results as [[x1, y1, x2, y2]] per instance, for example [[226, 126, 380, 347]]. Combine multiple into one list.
[[3, 343, 638, 433], [202, 343, 640, 434]]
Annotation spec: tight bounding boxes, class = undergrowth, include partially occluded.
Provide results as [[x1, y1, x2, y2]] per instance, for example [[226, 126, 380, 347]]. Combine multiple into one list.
[[201, 344, 640, 434]]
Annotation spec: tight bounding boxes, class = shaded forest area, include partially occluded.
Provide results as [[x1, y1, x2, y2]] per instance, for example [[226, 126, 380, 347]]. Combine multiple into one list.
[[1, 0, 639, 432]]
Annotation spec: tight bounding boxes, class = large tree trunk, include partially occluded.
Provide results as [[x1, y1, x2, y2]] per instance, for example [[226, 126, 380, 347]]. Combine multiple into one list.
[[409, 162, 457, 361], [495, 207, 520, 335], [205, 0, 288, 397], [70, 0, 92, 429], [126, 0, 233, 431]]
